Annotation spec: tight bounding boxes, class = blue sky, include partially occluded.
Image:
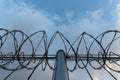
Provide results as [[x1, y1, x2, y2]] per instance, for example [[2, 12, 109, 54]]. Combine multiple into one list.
[[0, 0, 120, 80], [1, 0, 120, 34], [15, 0, 117, 24], [20, 0, 118, 23]]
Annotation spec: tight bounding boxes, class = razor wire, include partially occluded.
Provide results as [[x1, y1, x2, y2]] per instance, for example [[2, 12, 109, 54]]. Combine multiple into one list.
[[0, 28, 120, 80]]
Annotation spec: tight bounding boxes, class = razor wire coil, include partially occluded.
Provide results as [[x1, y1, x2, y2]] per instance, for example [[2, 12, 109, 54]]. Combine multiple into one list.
[[0, 28, 120, 80]]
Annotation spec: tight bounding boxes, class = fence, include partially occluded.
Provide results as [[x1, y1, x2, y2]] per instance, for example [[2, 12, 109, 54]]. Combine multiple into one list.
[[0, 28, 120, 80]]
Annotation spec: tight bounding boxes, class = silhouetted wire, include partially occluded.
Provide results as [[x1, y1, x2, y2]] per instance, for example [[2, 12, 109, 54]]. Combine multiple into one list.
[[0, 28, 120, 80]]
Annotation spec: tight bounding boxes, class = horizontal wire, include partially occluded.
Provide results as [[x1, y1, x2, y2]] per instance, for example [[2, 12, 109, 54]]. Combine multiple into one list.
[[0, 28, 120, 80]]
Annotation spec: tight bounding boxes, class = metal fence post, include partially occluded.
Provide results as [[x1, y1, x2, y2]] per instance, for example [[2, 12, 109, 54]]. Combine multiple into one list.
[[52, 50, 69, 80]]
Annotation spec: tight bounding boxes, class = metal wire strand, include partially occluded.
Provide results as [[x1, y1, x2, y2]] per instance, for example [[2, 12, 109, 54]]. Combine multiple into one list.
[[0, 28, 120, 80]]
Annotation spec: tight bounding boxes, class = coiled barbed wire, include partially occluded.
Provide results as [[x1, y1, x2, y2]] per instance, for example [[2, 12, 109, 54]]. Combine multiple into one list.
[[0, 28, 120, 80]]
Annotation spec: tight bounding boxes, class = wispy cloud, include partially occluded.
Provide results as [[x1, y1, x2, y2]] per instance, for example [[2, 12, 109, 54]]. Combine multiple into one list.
[[0, 0, 120, 80], [115, 3, 120, 30], [0, 0, 113, 35]]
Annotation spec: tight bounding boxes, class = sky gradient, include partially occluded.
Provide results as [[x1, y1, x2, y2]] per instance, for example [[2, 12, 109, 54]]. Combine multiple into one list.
[[1, 0, 120, 35], [0, 0, 120, 80]]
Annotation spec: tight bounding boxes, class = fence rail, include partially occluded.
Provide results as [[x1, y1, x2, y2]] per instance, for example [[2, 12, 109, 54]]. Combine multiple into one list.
[[0, 28, 120, 80]]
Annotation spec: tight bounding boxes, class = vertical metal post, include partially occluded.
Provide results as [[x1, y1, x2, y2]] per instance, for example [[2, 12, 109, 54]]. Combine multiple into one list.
[[52, 50, 69, 80]]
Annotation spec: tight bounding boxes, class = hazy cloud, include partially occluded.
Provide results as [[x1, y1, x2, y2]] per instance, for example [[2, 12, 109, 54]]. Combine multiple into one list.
[[115, 3, 120, 30], [0, 0, 120, 80]]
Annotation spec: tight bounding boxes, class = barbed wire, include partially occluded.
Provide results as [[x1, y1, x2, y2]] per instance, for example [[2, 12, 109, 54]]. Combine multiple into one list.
[[0, 28, 120, 80]]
